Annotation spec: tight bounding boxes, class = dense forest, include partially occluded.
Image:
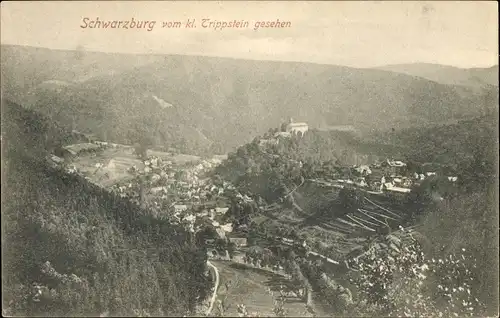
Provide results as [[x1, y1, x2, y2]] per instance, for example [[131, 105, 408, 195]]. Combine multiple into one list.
[[375, 113, 498, 168], [1, 100, 210, 316]]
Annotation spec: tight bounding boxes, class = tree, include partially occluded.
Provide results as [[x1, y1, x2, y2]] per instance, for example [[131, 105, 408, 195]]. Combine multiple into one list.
[[349, 231, 487, 317], [338, 187, 364, 211], [280, 122, 288, 132], [196, 226, 219, 245], [134, 142, 149, 160]]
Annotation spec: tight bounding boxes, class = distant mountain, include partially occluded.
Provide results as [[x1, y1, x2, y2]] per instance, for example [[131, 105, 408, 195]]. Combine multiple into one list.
[[2, 45, 498, 155], [376, 63, 499, 88]]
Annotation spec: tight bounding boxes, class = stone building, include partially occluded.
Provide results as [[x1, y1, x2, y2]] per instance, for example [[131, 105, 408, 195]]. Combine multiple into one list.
[[286, 118, 309, 136]]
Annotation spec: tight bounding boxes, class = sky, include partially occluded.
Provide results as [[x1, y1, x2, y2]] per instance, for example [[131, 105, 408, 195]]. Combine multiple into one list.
[[1, 1, 498, 68]]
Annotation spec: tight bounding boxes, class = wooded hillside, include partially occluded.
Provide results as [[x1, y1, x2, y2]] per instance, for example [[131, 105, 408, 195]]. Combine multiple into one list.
[[1, 99, 210, 316]]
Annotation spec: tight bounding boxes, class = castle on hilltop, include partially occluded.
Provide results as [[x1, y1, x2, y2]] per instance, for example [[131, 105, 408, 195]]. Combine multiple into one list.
[[286, 117, 309, 136]]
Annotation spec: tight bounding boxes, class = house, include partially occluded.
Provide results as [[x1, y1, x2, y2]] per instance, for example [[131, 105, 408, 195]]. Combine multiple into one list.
[[355, 179, 368, 187], [383, 182, 394, 189], [206, 248, 218, 258], [220, 223, 233, 233], [215, 228, 226, 239], [355, 165, 372, 175], [215, 207, 229, 214], [179, 181, 190, 189], [447, 176, 458, 182], [384, 186, 411, 194], [63, 143, 102, 157], [229, 237, 248, 248], [183, 214, 196, 223], [150, 186, 167, 195], [259, 139, 279, 146], [236, 224, 249, 232], [150, 157, 160, 168], [50, 154, 64, 164], [381, 159, 407, 175], [370, 182, 382, 192], [286, 122, 309, 136], [400, 177, 413, 188], [232, 251, 246, 263], [372, 161, 382, 168], [274, 131, 291, 138], [174, 205, 188, 213], [281, 238, 294, 245], [211, 158, 223, 165], [384, 159, 407, 168]]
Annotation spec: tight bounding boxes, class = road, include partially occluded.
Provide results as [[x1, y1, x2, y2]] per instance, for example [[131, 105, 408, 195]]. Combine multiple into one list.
[[206, 260, 220, 316]]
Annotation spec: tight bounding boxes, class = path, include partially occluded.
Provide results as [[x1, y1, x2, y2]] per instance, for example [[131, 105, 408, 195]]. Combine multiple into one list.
[[206, 260, 220, 316]]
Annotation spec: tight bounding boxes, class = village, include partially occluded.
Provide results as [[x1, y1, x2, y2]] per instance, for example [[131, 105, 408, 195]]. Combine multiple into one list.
[[46, 138, 254, 256], [38, 117, 475, 317], [45, 119, 460, 264]]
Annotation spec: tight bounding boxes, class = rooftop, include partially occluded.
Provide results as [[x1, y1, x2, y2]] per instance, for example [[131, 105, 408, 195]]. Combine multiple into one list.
[[63, 143, 101, 155], [287, 122, 308, 127], [385, 186, 411, 193]]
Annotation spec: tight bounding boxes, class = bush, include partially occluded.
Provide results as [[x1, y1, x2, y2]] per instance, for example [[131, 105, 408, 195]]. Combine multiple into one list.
[[347, 229, 488, 317]]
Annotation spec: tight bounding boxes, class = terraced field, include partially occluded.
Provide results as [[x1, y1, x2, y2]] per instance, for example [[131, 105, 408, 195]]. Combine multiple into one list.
[[255, 180, 411, 260], [312, 195, 404, 237]]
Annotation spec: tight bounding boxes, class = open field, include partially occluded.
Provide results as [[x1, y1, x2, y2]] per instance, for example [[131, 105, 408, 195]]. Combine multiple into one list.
[[148, 150, 201, 165], [72, 147, 144, 187], [211, 260, 318, 317], [70, 145, 203, 187]]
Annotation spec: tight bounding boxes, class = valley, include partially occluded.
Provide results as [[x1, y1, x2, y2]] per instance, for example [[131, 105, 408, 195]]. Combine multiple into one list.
[[1, 44, 498, 317]]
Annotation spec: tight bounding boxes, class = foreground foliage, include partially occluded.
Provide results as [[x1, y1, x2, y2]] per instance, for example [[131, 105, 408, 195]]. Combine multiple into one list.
[[2, 100, 210, 316]]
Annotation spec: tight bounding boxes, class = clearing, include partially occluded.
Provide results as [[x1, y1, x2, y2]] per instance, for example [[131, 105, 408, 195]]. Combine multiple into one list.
[[70, 145, 202, 187]]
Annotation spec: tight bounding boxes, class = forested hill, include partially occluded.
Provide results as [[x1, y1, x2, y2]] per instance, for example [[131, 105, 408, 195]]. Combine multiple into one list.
[[376, 63, 499, 88], [1, 99, 210, 316], [213, 127, 386, 205], [2, 44, 498, 155], [1, 99, 79, 159], [374, 113, 498, 172], [214, 112, 497, 204]]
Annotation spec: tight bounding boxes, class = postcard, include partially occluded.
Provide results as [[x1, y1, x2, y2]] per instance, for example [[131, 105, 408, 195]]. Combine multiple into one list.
[[1, 1, 498, 317]]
